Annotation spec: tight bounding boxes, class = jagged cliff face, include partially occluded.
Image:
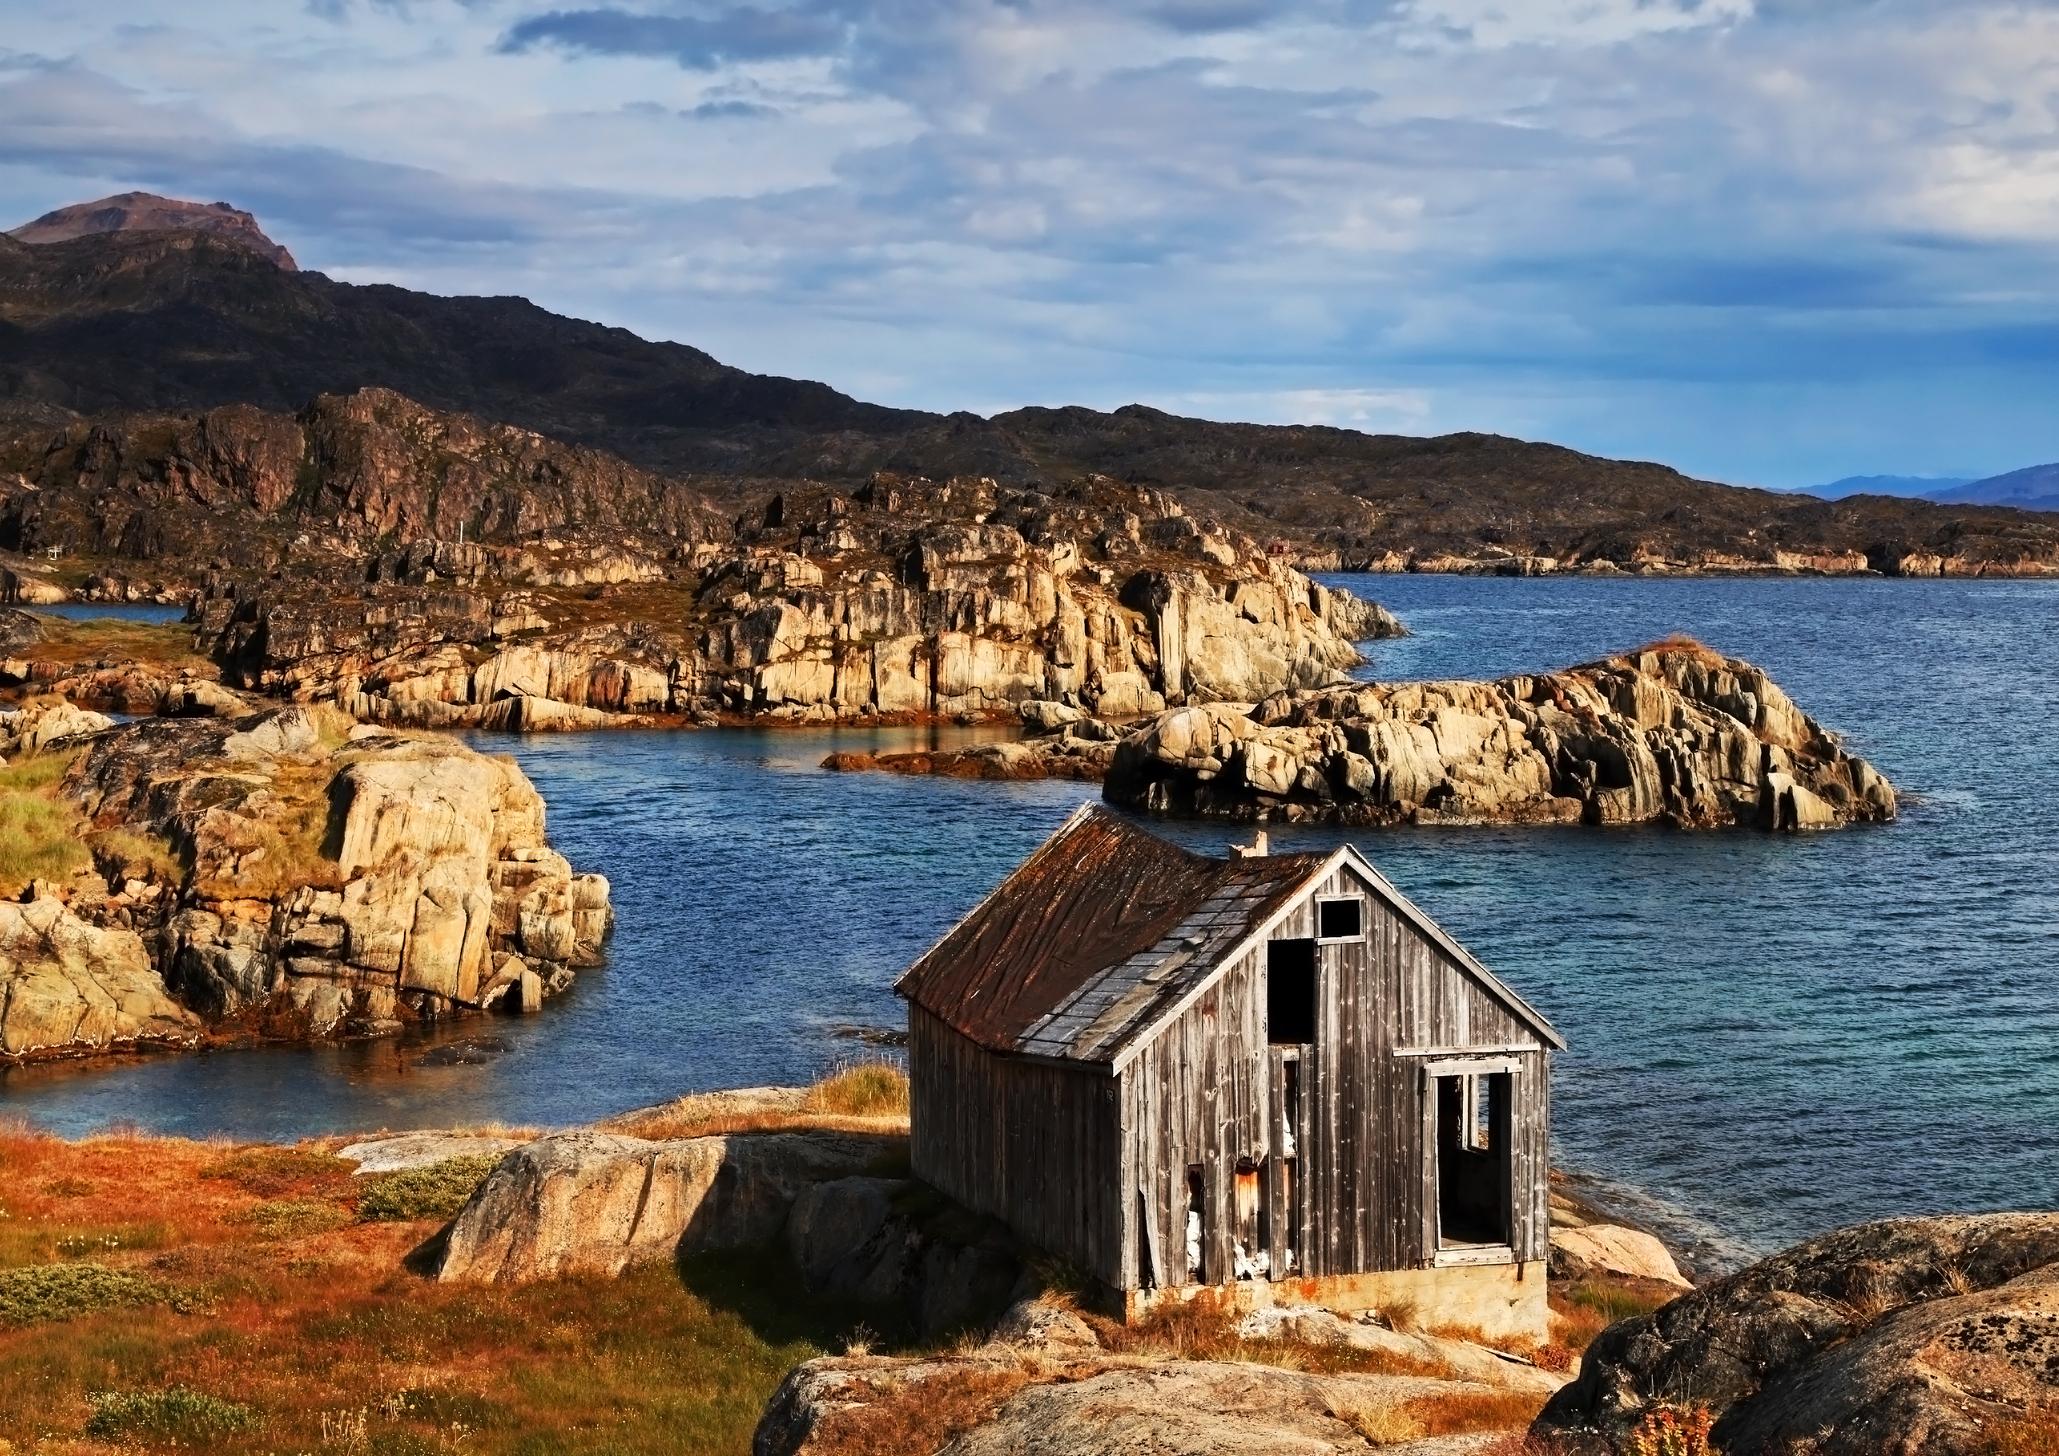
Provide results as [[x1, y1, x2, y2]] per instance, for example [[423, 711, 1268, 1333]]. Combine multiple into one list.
[[7, 192, 297, 270], [192, 473, 1400, 727], [0, 388, 726, 570]]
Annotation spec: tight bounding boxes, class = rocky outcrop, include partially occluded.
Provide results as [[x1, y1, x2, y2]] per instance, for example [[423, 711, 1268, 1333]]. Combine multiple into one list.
[[193, 474, 1399, 728], [0, 894, 200, 1057], [1105, 640, 1896, 829], [0, 699, 114, 758], [756, 1354, 1517, 1456], [433, 1128, 889, 1283], [21, 704, 610, 1052], [1537, 1213, 2059, 1455]]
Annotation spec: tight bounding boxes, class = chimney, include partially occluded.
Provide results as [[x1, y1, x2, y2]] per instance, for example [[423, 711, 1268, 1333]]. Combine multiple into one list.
[[1233, 831, 1270, 859]]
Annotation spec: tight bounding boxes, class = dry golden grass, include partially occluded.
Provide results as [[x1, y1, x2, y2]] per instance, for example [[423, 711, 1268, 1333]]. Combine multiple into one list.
[[1548, 1276, 1676, 1354], [805, 1063, 910, 1118], [1985, 1415, 2059, 1456], [0, 748, 89, 896], [1627, 634, 1726, 667], [612, 1067, 912, 1142], [0, 1124, 868, 1456], [1336, 1387, 1549, 1446], [806, 1367, 1033, 1456], [1084, 1300, 1451, 1380]]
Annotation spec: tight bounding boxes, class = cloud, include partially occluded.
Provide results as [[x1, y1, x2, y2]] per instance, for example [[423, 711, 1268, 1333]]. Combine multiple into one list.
[[1, 0, 2058, 485], [500, 5, 853, 69]]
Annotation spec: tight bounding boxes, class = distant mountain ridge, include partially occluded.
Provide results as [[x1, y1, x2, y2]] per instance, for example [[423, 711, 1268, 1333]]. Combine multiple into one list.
[[3, 195, 2059, 575], [1806, 467, 2059, 515], [7, 192, 297, 270], [1808, 475, 1973, 501], [1936, 463, 2059, 515]]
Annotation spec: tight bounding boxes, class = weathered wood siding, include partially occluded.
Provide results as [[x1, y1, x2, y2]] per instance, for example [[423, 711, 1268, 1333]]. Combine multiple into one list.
[[1114, 861, 1550, 1290], [908, 1005, 1126, 1286]]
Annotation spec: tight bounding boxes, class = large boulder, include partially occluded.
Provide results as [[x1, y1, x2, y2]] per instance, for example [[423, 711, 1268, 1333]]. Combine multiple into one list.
[[1537, 1213, 2059, 1455], [434, 1128, 886, 1283], [0, 896, 199, 1058], [1549, 1224, 1692, 1289]]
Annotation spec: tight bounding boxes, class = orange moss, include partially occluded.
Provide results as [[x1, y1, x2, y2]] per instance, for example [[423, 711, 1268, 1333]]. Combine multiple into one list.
[[0, 1126, 847, 1455]]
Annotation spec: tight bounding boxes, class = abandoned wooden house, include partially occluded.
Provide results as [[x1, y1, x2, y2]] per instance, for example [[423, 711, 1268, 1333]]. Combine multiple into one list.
[[896, 804, 1566, 1337]]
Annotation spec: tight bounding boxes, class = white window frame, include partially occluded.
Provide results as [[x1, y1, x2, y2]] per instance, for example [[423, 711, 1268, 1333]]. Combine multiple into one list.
[[1314, 894, 1366, 944]]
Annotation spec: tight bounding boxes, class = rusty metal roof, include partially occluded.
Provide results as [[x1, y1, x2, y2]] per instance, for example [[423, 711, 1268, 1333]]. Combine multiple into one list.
[[896, 804, 1327, 1062]]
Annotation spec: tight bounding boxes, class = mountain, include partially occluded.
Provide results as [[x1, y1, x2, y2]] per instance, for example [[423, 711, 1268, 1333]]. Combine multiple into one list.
[[1936, 464, 2059, 515], [2, 206, 2058, 575], [1806, 474, 1973, 500], [7, 192, 297, 270]]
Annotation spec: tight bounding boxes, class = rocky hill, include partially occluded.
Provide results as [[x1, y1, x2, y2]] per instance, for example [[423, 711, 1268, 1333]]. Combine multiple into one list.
[[0, 387, 727, 573], [7, 192, 297, 269], [3, 216, 2057, 575]]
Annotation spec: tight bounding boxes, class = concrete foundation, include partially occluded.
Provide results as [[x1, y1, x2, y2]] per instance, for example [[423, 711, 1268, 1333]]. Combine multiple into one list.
[[1119, 1261, 1549, 1343]]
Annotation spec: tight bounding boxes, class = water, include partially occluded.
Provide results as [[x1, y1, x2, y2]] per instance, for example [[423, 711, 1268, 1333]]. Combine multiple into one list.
[[5, 575, 2056, 1262], [27, 603, 187, 625]]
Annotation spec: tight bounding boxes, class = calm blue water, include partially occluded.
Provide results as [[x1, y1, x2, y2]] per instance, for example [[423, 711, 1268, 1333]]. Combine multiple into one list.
[[4, 576, 2055, 1262], [28, 604, 187, 624]]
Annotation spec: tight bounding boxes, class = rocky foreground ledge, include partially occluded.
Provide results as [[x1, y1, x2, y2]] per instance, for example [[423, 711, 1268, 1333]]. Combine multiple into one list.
[[834, 640, 1898, 832], [0, 701, 609, 1061]]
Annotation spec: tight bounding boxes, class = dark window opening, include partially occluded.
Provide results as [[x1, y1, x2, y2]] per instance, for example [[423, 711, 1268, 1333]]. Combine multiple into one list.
[[1317, 896, 1364, 941], [1185, 1165, 1206, 1281], [1267, 938, 1317, 1045]]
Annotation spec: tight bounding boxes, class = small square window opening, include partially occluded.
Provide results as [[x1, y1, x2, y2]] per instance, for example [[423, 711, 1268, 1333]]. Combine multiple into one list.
[[1317, 896, 1364, 942]]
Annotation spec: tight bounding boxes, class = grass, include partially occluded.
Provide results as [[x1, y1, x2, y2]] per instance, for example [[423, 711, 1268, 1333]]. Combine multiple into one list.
[[355, 1154, 501, 1223], [16, 617, 203, 671], [0, 1124, 866, 1456], [1549, 1276, 1676, 1353], [804, 1063, 911, 1119], [1084, 1299, 1450, 1380], [0, 748, 89, 895], [613, 1066, 913, 1141], [186, 753, 347, 900], [1336, 1388, 1550, 1446], [1987, 1416, 2059, 1456]]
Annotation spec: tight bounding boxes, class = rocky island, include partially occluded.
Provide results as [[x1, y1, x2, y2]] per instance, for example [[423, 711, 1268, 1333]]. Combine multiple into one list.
[[0, 699, 609, 1061], [832, 638, 1898, 832]]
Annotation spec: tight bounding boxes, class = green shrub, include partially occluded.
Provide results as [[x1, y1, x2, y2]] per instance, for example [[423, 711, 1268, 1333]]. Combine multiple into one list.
[[356, 1154, 500, 1222], [0, 1262, 175, 1327], [245, 1198, 353, 1240], [85, 1386, 255, 1440]]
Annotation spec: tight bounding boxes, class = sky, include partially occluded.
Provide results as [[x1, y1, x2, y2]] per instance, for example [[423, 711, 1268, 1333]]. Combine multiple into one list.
[[2, 0, 2057, 488]]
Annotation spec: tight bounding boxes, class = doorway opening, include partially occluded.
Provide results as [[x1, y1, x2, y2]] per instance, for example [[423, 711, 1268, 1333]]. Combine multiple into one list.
[[1435, 1071, 1513, 1250]]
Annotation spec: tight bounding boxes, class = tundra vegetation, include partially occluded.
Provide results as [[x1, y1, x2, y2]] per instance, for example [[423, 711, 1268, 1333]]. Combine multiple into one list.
[[0, 1066, 1674, 1456]]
